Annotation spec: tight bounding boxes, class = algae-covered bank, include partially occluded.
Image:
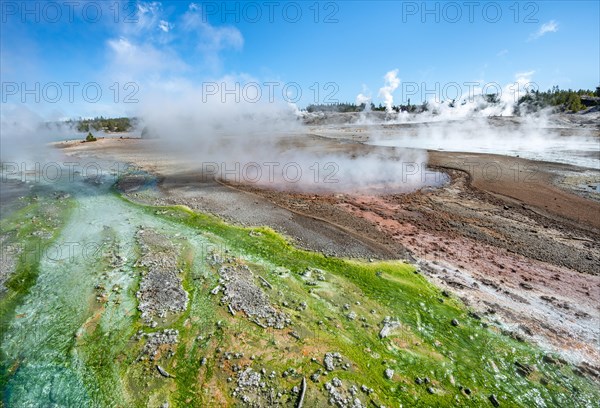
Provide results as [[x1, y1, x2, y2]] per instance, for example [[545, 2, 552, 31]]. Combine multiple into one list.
[[1, 166, 598, 408]]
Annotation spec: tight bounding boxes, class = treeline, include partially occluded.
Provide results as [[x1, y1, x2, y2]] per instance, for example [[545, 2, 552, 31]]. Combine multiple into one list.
[[306, 102, 366, 113], [306, 100, 426, 113], [305, 86, 600, 115], [66, 117, 136, 133], [517, 86, 600, 113]]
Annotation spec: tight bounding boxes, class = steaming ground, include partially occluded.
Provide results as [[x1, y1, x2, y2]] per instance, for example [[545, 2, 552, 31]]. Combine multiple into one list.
[[308, 112, 600, 170]]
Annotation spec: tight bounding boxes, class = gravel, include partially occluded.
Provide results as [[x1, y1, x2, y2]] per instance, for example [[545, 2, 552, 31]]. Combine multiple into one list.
[[237, 368, 261, 389], [135, 229, 188, 325], [139, 329, 179, 361], [218, 262, 289, 329]]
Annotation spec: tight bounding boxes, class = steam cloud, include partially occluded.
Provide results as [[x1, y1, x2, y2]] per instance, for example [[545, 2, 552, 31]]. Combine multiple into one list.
[[2, 70, 597, 196], [137, 82, 438, 194], [352, 70, 599, 169], [0, 106, 75, 164], [378, 69, 400, 113]]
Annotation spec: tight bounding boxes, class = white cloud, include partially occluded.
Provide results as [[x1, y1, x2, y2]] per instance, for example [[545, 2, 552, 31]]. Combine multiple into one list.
[[497, 49, 508, 57], [137, 1, 161, 15], [515, 70, 536, 81], [176, 6, 244, 70], [158, 20, 172, 33], [181, 8, 244, 51], [116, 1, 164, 36], [105, 1, 244, 81], [106, 37, 188, 81], [529, 20, 558, 41]]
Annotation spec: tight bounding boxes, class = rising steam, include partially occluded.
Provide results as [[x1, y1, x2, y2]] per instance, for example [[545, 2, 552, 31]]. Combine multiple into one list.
[[378, 69, 400, 113], [352, 70, 599, 169], [137, 82, 439, 194]]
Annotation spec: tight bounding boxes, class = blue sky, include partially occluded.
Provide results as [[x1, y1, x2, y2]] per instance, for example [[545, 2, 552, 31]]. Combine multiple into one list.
[[1, 0, 598, 119]]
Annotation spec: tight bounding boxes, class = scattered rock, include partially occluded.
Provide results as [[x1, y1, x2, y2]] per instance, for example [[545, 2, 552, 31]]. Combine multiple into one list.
[[379, 318, 401, 339], [542, 355, 558, 365], [325, 379, 365, 408], [468, 311, 481, 320], [324, 352, 343, 371], [519, 282, 533, 290], [219, 263, 288, 329], [514, 361, 535, 377], [574, 361, 600, 380], [237, 367, 261, 389], [135, 229, 188, 325], [139, 329, 179, 361]]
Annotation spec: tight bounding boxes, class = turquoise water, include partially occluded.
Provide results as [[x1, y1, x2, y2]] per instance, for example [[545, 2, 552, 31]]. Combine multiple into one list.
[[1, 171, 210, 407]]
